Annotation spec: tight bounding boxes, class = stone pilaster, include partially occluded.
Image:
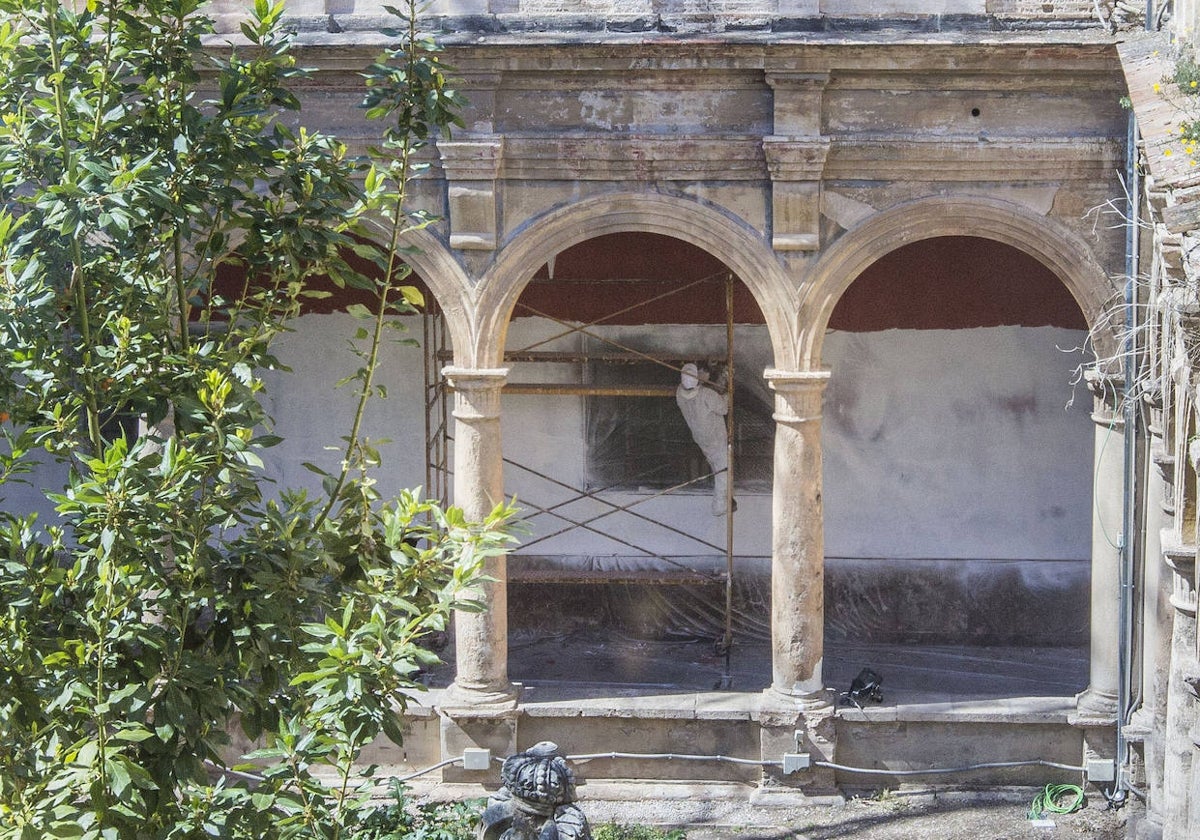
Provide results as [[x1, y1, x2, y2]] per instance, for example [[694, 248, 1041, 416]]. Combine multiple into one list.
[[1075, 370, 1125, 720], [764, 368, 832, 708], [441, 367, 517, 708], [453, 71, 502, 136]]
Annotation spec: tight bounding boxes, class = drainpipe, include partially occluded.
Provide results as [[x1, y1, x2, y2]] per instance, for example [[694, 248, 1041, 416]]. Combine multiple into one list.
[[1118, 106, 1142, 797]]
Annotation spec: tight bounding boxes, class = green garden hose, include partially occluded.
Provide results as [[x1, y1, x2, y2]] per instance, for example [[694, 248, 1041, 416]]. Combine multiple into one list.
[[1028, 783, 1085, 820]]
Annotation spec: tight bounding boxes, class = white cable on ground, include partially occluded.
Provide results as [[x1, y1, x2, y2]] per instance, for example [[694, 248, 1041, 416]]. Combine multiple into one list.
[[811, 758, 1086, 776], [567, 751, 777, 767], [568, 752, 1086, 775]]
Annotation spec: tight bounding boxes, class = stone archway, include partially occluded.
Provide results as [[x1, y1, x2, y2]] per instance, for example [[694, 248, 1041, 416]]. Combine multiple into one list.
[[393, 226, 476, 365], [797, 194, 1124, 718], [470, 191, 800, 369], [798, 195, 1118, 369], [444, 190, 815, 706]]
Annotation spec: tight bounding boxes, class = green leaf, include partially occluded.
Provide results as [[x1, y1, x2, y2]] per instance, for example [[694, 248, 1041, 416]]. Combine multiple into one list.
[[398, 285, 425, 307]]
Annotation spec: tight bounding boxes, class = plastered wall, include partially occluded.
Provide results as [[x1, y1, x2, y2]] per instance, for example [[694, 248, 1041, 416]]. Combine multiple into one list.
[[2, 313, 1094, 569]]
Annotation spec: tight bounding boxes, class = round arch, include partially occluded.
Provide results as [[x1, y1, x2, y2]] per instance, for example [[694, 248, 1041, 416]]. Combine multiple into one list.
[[797, 195, 1119, 368], [469, 191, 800, 368], [393, 225, 476, 360]]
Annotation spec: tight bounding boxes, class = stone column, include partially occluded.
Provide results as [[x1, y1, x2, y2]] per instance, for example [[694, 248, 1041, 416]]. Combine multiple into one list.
[[442, 366, 517, 707], [1136, 409, 1176, 828], [764, 368, 831, 707], [1161, 541, 1197, 840], [1076, 371, 1125, 719]]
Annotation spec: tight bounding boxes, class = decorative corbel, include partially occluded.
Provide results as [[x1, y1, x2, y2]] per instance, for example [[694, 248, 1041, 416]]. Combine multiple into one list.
[[763, 72, 830, 253], [438, 138, 504, 251], [762, 138, 830, 252]]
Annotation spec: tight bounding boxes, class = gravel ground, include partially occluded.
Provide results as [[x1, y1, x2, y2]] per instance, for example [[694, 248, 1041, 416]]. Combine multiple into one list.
[[582, 788, 1129, 840]]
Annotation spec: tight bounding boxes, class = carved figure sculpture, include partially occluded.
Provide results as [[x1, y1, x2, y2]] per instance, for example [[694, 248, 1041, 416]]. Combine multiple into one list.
[[676, 362, 732, 515], [478, 742, 591, 840]]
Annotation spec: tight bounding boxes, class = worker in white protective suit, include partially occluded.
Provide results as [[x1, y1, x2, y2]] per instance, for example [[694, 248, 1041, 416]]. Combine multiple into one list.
[[676, 362, 733, 515]]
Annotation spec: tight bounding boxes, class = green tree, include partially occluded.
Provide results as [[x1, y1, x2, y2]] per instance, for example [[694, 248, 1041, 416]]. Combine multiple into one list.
[[0, 1, 507, 838]]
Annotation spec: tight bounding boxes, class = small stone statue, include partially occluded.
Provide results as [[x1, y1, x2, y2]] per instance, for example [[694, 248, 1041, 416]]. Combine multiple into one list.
[[478, 741, 591, 840]]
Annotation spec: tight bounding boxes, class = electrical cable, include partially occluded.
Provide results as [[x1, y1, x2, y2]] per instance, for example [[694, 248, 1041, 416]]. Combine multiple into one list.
[[564, 752, 1086, 776], [389, 756, 467, 783], [566, 751, 776, 767], [811, 759, 1086, 777], [1027, 783, 1085, 820]]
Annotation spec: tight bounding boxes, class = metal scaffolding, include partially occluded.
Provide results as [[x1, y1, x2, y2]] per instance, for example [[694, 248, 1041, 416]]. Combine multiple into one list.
[[424, 271, 741, 670]]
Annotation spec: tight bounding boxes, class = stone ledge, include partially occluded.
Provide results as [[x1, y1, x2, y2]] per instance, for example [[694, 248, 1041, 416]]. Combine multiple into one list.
[[836, 695, 1076, 724], [519, 688, 759, 721]]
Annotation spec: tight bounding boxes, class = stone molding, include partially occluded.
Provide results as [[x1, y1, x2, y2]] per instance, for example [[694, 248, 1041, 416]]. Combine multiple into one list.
[[798, 194, 1120, 367], [499, 136, 766, 181], [462, 135, 1116, 185], [473, 190, 798, 368]]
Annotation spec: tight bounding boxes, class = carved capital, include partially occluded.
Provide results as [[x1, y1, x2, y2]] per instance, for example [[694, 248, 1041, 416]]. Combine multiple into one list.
[[1161, 532, 1198, 617], [763, 137, 831, 180], [1085, 368, 1125, 429], [765, 368, 830, 425], [444, 366, 508, 421]]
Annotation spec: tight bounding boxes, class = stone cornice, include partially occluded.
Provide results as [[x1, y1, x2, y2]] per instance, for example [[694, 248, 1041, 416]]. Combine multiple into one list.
[[823, 136, 1121, 182], [459, 134, 1119, 183], [499, 135, 767, 180], [229, 36, 1119, 77]]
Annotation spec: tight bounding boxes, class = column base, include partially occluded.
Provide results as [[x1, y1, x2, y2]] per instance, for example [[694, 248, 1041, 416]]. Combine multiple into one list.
[[441, 680, 521, 712], [764, 685, 836, 714], [1072, 686, 1119, 725], [436, 697, 519, 783]]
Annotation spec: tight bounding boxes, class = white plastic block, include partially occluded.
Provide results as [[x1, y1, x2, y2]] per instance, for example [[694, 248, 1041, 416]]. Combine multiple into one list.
[[783, 753, 811, 774], [462, 747, 492, 771]]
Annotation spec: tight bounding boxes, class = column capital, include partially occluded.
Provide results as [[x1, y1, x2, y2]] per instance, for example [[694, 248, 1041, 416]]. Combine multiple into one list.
[[1084, 367, 1126, 428], [1162, 534, 1198, 617], [442, 365, 508, 384], [765, 368, 830, 424], [443, 366, 508, 421]]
